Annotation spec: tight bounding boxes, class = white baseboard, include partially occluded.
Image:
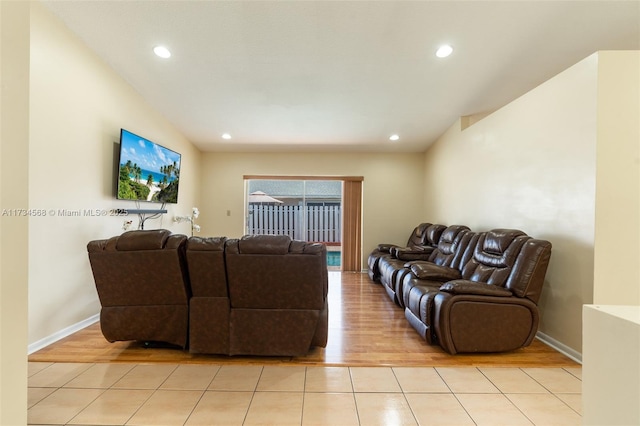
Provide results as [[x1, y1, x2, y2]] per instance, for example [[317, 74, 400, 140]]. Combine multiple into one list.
[[536, 331, 582, 364], [28, 314, 100, 355]]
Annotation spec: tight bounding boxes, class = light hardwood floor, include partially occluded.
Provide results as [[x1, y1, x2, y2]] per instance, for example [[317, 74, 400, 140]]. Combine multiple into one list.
[[29, 272, 578, 367]]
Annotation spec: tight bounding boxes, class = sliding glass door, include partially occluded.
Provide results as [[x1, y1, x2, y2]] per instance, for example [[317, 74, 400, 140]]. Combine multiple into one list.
[[244, 176, 363, 272], [245, 178, 342, 269]]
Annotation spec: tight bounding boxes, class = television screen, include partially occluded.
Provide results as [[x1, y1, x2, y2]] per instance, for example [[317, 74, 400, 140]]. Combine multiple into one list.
[[116, 129, 181, 204]]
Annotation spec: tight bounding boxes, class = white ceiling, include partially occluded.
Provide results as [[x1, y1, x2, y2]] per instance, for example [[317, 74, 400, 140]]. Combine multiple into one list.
[[41, 1, 639, 153]]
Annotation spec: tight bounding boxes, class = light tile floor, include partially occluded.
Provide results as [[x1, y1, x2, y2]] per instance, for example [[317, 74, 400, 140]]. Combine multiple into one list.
[[28, 362, 582, 425]]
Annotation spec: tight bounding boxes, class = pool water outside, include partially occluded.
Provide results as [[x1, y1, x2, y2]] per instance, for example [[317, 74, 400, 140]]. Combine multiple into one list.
[[326, 251, 341, 267]]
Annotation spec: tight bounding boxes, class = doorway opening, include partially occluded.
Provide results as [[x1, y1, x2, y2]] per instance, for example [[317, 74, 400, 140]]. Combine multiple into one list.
[[245, 178, 342, 270], [244, 175, 364, 272]]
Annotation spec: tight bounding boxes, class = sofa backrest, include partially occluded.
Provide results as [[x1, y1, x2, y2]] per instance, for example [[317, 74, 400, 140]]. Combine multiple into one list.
[[225, 235, 327, 310], [421, 224, 447, 249], [185, 236, 228, 297], [87, 229, 190, 307], [460, 229, 530, 287], [405, 223, 432, 248], [504, 238, 552, 303], [428, 225, 472, 268]]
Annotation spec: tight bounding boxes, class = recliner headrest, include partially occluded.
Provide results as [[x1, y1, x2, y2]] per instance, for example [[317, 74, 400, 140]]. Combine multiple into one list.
[[288, 240, 325, 255], [414, 223, 432, 238], [472, 229, 529, 268], [187, 236, 227, 251], [482, 229, 527, 255], [237, 234, 291, 254], [423, 224, 446, 245], [436, 225, 470, 254], [115, 229, 172, 251], [407, 223, 432, 247]]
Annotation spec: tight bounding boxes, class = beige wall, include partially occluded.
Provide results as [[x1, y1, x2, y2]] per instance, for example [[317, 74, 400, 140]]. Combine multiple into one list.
[[423, 54, 600, 353], [0, 1, 30, 423], [28, 3, 201, 345], [593, 51, 640, 305], [199, 151, 425, 265]]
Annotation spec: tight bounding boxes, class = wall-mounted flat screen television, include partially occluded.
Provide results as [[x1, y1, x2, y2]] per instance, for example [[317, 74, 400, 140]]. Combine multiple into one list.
[[116, 129, 181, 204]]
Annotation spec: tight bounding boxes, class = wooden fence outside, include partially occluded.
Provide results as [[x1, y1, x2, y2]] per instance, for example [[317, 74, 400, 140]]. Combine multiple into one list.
[[247, 204, 341, 243]]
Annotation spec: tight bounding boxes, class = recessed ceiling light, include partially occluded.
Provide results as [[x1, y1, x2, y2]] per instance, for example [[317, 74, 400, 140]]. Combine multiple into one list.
[[153, 45, 171, 59], [435, 45, 453, 58], [222, 133, 232, 140], [389, 134, 400, 141]]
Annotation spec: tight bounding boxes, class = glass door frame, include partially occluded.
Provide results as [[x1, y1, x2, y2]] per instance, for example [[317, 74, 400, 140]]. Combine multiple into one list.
[[243, 175, 363, 271]]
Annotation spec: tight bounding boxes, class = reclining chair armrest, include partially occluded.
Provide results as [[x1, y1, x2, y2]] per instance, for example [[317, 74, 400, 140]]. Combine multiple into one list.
[[394, 247, 435, 261], [409, 262, 462, 282], [377, 243, 399, 254], [433, 291, 539, 354], [439, 280, 513, 297]]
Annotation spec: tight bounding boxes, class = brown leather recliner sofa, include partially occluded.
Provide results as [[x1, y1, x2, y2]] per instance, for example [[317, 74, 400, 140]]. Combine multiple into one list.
[[188, 234, 328, 356], [87, 231, 328, 356], [367, 225, 552, 355], [87, 229, 191, 348]]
